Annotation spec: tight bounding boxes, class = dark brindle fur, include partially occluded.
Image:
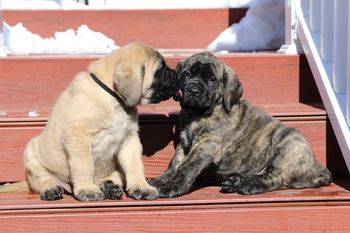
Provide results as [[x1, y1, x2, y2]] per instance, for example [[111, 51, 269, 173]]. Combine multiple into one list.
[[149, 52, 332, 198]]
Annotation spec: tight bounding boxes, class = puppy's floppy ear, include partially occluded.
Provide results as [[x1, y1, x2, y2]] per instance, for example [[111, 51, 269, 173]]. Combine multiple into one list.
[[222, 65, 243, 112], [113, 62, 143, 106]]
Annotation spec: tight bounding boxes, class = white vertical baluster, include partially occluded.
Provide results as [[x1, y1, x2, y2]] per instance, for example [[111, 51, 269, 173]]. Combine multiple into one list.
[[285, 0, 293, 45], [310, 0, 321, 32], [347, 0, 350, 126], [333, 0, 348, 94], [321, 0, 334, 62]]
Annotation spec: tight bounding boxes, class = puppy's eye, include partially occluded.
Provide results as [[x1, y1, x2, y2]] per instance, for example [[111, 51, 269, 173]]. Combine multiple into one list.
[[208, 76, 216, 82], [182, 71, 191, 79]]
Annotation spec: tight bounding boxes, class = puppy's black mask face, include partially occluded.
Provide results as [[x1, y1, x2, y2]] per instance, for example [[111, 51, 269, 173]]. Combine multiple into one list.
[[178, 61, 220, 113], [149, 59, 179, 103], [176, 52, 243, 114]]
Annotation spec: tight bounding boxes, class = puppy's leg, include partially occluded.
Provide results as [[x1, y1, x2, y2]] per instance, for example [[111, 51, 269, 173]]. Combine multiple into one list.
[[237, 167, 283, 195], [289, 167, 332, 189], [237, 128, 333, 195], [64, 123, 104, 201], [118, 133, 158, 200], [95, 170, 124, 200], [157, 139, 219, 198], [148, 145, 186, 189], [24, 137, 63, 201]]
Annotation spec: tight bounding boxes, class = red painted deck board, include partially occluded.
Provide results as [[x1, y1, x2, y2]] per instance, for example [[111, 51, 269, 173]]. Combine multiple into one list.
[[0, 112, 327, 182], [3, 9, 247, 49], [0, 181, 350, 233], [2, 206, 350, 233], [0, 182, 349, 211], [0, 54, 300, 119]]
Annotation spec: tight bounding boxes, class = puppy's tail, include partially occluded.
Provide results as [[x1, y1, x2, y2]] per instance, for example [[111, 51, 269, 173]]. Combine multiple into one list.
[[0, 181, 29, 192]]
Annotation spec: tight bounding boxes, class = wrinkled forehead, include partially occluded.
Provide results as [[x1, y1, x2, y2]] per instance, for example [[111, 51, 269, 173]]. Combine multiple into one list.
[[185, 54, 223, 77]]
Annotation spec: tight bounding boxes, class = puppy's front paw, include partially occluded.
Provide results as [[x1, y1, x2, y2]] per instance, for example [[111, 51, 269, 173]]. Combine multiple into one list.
[[127, 185, 158, 200], [158, 182, 185, 198], [41, 186, 64, 201], [148, 177, 167, 190], [221, 173, 244, 193], [238, 179, 268, 195], [101, 180, 123, 200], [74, 186, 105, 201]]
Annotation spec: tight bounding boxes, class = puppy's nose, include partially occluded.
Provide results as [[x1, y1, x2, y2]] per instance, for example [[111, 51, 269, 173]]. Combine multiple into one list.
[[189, 86, 201, 95]]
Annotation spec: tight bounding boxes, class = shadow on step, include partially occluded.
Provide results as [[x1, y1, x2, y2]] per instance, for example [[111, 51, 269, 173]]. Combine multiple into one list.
[[139, 114, 179, 157], [326, 120, 350, 191]]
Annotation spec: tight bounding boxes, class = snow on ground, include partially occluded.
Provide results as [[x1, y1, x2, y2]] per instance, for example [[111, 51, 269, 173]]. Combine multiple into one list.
[[3, 22, 118, 55], [1, 0, 285, 55]]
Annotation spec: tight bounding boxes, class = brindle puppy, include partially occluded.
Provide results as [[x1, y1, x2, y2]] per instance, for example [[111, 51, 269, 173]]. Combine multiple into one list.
[[149, 52, 332, 198]]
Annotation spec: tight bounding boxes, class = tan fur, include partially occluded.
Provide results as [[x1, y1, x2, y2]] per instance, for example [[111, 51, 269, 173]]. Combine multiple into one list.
[[0, 42, 163, 201]]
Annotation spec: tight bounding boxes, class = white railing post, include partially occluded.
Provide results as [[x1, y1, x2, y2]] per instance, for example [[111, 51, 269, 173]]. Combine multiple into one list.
[[309, 0, 321, 32], [347, 1, 350, 126], [333, 0, 348, 94], [320, 0, 334, 62], [278, 0, 298, 54], [285, 0, 295, 46]]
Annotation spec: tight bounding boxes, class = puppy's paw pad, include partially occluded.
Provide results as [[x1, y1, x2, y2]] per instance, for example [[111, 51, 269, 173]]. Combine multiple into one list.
[[101, 180, 123, 200], [158, 182, 183, 198], [238, 180, 268, 195], [141, 187, 158, 200], [41, 186, 64, 201], [127, 186, 158, 200], [75, 189, 105, 201], [221, 173, 243, 193], [127, 188, 143, 200], [147, 178, 166, 189]]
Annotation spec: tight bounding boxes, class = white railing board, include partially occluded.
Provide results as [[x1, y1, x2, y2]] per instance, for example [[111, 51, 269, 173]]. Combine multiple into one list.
[[295, 1, 350, 170], [333, 0, 348, 94], [320, 0, 334, 62]]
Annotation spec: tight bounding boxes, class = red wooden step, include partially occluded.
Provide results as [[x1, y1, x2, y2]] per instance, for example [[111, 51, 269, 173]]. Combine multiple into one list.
[[3, 9, 247, 49], [0, 102, 327, 182], [0, 181, 350, 232], [0, 53, 301, 119]]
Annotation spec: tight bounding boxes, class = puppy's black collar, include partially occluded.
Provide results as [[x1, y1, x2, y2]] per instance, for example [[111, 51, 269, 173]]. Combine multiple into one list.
[[89, 73, 128, 107]]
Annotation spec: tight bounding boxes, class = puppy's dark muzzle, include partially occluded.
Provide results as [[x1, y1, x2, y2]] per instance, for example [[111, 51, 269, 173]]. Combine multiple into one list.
[[184, 82, 205, 97], [151, 65, 179, 103], [186, 85, 201, 96]]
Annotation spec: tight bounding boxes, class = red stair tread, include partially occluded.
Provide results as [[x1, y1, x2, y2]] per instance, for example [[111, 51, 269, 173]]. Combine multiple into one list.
[[3, 9, 248, 49], [0, 101, 325, 124], [0, 180, 349, 211], [0, 119, 327, 182], [0, 53, 301, 116]]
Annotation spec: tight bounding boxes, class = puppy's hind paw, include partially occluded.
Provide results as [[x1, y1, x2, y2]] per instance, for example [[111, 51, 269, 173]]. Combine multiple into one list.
[[101, 180, 123, 200], [41, 186, 64, 201], [221, 173, 243, 193]]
